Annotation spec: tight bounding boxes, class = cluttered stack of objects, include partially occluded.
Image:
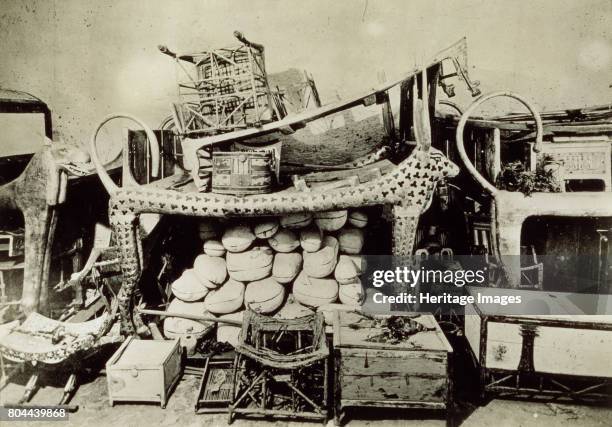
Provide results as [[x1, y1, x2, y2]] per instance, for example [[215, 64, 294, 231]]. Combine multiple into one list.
[[78, 34, 484, 425], [161, 209, 370, 356], [159, 31, 286, 193], [7, 25, 611, 427]]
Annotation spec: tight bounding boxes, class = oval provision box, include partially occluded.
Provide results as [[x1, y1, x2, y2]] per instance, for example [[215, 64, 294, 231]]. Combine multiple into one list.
[[293, 271, 339, 308], [314, 210, 347, 231], [164, 299, 214, 341], [303, 235, 339, 278], [338, 228, 364, 254], [339, 278, 364, 306], [226, 246, 274, 282], [280, 212, 312, 229], [334, 255, 360, 285], [244, 277, 285, 313], [203, 240, 226, 257], [348, 210, 368, 228], [171, 269, 209, 302], [254, 219, 279, 239], [272, 252, 302, 284], [300, 227, 323, 252], [268, 229, 300, 253], [193, 254, 227, 289], [216, 310, 244, 347], [204, 278, 245, 314], [212, 151, 274, 196], [222, 225, 255, 253]]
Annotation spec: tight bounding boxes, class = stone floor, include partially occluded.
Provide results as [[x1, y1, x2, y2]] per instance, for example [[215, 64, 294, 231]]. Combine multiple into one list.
[[1, 369, 610, 427]]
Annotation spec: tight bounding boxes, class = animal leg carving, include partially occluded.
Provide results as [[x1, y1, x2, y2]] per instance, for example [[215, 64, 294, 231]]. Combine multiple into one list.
[[391, 204, 419, 257], [19, 207, 57, 315], [110, 211, 142, 335]]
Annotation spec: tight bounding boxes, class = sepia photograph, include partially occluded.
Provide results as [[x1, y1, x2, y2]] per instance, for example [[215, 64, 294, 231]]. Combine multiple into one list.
[[0, 1, 611, 426]]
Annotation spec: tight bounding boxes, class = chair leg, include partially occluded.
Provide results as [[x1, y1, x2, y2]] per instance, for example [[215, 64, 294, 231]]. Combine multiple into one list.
[[59, 373, 77, 405], [19, 372, 39, 404]]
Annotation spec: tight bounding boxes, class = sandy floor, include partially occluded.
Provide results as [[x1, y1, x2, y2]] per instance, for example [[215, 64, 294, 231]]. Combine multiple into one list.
[[2, 370, 610, 427]]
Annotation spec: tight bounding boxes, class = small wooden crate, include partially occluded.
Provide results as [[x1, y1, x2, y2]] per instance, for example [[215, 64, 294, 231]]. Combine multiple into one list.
[[333, 312, 453, 426], [464, 287, 612, 402], [106, 337, 182, 408]]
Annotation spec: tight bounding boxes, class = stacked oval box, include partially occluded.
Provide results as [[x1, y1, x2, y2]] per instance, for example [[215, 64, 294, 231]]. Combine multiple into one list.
[[164, 210, 369, 348]]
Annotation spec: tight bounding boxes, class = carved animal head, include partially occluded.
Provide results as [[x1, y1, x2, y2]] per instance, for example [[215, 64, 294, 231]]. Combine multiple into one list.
[[400, 145, 460, 183], [426, 147, 460, 180]]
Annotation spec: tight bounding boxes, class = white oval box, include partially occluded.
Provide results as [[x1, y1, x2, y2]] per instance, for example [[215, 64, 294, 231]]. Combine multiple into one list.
[[204, 279, 245, 315], [293, 271, 339, 308], [244, 277, 285, 314]]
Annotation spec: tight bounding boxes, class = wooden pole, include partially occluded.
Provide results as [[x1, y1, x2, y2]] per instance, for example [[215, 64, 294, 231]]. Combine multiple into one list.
[[137, 307, 242, 326]]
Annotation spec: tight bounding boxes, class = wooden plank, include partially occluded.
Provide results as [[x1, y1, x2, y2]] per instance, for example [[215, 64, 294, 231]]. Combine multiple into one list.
[[340, 399, 446, 409], [339, 373, 446, 402], [340, 351, 447, 376]]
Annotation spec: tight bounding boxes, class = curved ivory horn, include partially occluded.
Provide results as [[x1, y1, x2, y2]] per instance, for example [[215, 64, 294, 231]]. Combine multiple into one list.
[[455, 92, 543, 195], [89, 114, 160, 195]]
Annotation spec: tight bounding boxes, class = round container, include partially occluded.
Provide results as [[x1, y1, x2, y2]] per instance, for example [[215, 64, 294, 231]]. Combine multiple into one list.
[[226, 246, 273, 282], [163, 299, 214, 345], [293, 271, 339, 308], [203, 240, 226, 257], [334, 255, 359, 285], [193, 254, 227, 288], [314, 210, 347, 231], [222, 225, 255, 253], [299, 227, 323, 252], [272, 252, 302, 284], [338, 279, 364, 306], [204, 279, 245, 314], [244, 277, 285, 314], [303, 236, 339, 278], [280, 212, 312, 229], [348, 210, 368, 228], [268, 229, 299, 253], [171, 269, 209, 302], [338, 228, 364, 254], [254, 219, 279, 239]]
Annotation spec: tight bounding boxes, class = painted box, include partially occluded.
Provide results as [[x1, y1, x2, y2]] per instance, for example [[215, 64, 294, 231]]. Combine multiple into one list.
[[464, 287, 612, 401]]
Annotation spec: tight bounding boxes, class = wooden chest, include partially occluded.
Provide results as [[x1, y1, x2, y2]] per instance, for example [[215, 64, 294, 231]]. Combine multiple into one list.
[[106, 337, 182, 408], [464, 287, 612, 401], [333, 312, 453, 425]]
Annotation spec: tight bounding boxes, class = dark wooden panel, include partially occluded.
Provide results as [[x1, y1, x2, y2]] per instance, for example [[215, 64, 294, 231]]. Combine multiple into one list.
[[339, 373, 447, 402], [340, 350, 447, 377]]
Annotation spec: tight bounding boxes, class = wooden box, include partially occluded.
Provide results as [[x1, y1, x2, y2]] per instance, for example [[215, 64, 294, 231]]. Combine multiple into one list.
[[333, 312, 453, 426], [464, 287, 612, 401], [106, 337, 182, 408], [212, 151, 274, 196]]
